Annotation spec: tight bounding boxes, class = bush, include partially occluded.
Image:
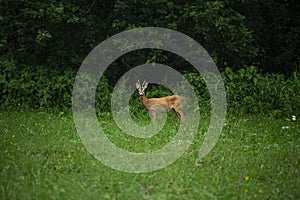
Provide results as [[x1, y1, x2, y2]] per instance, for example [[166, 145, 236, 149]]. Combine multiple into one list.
[[0, 58, 299, 117], [0, 58, 110, 111], [182, 67, 299, 116], [0, 58, 75, 110], [222, 66, 299, 116]]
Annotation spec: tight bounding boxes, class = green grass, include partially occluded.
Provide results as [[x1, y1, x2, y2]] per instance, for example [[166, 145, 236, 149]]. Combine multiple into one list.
[[0, 111, 299, 199]]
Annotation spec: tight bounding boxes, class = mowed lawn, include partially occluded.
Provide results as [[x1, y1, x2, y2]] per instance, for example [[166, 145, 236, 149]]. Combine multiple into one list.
[[0, 111, 299, 199]]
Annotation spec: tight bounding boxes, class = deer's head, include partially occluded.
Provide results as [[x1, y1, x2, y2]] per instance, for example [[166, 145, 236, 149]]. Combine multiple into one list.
[[136, 80, 148, 96]]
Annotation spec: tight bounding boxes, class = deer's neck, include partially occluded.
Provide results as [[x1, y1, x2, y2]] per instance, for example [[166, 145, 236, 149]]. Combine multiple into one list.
[[139, 95, 148, 109]]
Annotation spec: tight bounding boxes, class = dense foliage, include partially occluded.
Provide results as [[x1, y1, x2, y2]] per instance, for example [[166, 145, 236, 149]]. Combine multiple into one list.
[[0, 58, 75, 110], [0, 0, 299, 113], [1, 59, 299, 117], [1, 0, 299, 73]]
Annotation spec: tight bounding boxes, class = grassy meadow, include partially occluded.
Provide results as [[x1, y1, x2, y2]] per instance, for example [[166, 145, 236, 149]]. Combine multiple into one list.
[[1, 2, 300, 199], [1, 111, 299, 199]]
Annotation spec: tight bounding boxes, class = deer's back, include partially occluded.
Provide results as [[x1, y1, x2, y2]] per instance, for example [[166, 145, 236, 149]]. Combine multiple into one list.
[[146, 95, 183, 110]]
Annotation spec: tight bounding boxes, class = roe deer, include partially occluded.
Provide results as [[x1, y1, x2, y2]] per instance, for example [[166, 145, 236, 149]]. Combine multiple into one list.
[[136, 80, 184, 122]]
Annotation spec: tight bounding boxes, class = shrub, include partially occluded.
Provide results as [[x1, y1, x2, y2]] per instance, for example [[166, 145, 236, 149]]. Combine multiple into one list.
[[0, 58, 110, 111], [0, 57, 299, 116], [181, 67, 299, 116], [221, 66, 299, 116]]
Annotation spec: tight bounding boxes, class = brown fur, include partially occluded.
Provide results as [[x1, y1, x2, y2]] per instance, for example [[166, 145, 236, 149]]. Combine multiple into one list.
[[136, 80, 184, 122]]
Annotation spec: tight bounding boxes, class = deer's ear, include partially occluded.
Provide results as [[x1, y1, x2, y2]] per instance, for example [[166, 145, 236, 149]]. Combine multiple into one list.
[[144, 82, 148, 88], [136, 82, 140, 89]]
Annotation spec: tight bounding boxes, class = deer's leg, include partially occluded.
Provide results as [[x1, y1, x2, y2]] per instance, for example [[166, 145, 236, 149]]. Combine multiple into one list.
[[174, 108, 184, 121], [149, 110, 156, 122]]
